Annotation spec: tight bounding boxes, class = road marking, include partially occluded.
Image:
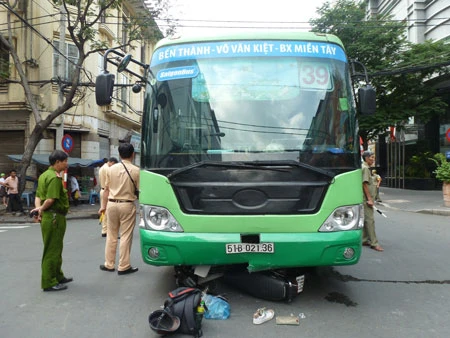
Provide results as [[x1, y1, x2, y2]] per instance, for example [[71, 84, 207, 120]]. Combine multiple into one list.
[[0, 226, 31, 229]]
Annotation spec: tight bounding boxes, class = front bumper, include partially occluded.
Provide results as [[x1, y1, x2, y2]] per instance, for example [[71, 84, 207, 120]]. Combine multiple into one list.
[[139, 229, 362, 272]]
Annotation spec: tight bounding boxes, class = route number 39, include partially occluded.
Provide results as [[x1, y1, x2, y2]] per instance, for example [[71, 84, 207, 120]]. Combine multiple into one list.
[[300, 62, 333, 91]]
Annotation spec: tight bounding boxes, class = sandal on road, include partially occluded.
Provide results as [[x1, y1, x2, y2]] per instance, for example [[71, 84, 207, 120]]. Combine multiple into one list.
[[371, 245, 384, 252], [253, 307, 274, 325]]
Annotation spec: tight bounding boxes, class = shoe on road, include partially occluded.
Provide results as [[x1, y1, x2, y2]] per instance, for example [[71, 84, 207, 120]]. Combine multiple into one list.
[[118, 267, 138, 275], [253, 308, 274, 325], [100, 265, 115, 272], [59, 277, 73, 284], [43, 283, 68, 292]]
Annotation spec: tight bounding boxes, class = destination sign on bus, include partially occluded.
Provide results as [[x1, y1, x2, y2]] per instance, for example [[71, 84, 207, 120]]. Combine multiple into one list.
[[151, 40, 346, 67]]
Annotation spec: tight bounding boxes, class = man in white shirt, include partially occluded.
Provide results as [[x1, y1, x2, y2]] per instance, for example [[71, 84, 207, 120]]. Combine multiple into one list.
[[0, 173, 7, 206], [69, 175, 80, 206]]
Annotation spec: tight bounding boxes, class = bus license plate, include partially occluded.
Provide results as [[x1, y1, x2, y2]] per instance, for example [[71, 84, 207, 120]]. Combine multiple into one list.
[[226, 243, 274, 254]]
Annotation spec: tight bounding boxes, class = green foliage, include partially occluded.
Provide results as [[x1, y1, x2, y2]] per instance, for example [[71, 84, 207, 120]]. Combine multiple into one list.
[[50, 0, 165, 55], [405, 151, 435, 178], [431, 153, 450, 183], [310, 0, 450, 143], [146, 0, 177, 36]]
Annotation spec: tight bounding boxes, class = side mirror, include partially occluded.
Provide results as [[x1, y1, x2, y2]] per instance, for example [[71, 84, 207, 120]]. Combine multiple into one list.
[[117, 54, 132, 72], [95, 72, 115, 106], [358, 85, 376, 115]]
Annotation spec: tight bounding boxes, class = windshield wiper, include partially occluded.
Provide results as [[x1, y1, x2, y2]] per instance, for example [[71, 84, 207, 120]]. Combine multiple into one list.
[[167, 160, 289, 179], [240, 160, 336, 179], [167, 160, 335, 179]]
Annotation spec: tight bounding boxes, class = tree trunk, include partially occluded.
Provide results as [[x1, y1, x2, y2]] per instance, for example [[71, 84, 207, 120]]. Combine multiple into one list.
[[18, 126, 45, 194]]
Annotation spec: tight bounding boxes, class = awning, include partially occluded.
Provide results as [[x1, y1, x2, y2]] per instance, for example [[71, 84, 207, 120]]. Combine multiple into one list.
[[7, 154, 104, 168]]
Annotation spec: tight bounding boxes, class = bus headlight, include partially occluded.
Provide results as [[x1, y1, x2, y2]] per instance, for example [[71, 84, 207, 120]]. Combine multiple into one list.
[[140, 205, 183, 232], [319, 204, 363, 232]]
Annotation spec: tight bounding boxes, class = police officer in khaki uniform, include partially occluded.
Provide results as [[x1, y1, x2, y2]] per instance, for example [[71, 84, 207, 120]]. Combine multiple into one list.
[[98, 156, 118, 237], [99, 143, 140, 275]]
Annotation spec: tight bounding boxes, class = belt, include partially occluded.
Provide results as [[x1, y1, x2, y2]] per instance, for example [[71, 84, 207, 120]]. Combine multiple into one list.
[[108, 199, 134, 203], [46, 209, 68, 216]]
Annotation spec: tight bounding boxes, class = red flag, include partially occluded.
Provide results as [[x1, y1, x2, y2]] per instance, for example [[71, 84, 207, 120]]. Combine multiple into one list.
[[390, 126, 396, 141]]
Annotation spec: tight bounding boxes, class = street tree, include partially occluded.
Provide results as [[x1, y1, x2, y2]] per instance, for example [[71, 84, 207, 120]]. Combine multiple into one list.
[[310, 0, 450, 145], [0, 0, 172, 193]]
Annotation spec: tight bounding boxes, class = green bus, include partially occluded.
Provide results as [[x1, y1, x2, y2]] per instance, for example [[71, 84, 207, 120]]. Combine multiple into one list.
[[96, 31, 375, 287]]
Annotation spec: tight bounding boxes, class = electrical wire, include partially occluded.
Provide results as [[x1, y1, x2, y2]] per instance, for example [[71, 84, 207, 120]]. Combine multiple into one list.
[[0, 2, 78, 68], [2, 2, 449, 100], [2, 7, 450, 32]]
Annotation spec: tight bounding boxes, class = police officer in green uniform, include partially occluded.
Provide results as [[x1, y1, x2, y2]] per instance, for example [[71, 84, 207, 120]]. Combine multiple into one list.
[[31, 150, 73, 291]]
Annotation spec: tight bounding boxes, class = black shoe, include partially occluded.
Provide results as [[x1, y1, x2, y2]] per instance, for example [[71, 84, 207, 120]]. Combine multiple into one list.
[[118, 267, 138, 275], [59, 277, 73, 284], [100, 264, 115, 272], [101, 233, 107, 238], [43, 283, 68, 292]]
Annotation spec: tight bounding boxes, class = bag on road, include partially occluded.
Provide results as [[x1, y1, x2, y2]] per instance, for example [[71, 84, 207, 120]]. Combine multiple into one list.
[[149, 287, 203, 337]]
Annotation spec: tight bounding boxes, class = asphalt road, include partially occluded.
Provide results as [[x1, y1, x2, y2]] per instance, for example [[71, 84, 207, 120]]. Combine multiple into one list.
[[1, 208, 449, 338]]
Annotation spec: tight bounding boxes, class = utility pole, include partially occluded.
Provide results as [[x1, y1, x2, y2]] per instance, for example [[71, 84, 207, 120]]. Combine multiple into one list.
[[56, 4, 66, 151]]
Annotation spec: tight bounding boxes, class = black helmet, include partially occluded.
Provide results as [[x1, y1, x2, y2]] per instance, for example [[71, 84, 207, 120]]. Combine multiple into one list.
[[149, 309, 180, 335]]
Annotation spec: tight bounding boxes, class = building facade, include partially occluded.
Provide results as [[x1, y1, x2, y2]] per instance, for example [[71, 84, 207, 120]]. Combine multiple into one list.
[[367, 0, 450, 187], [0, 0, 159, 176]]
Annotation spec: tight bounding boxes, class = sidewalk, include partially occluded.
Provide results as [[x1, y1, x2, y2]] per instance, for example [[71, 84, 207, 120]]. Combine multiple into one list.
[[0, 202, 99, 224], [1, 187, 449, 224], [378, 187, 450, 216]]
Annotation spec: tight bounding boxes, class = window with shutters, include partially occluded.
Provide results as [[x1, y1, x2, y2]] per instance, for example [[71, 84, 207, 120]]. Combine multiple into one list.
[[0, 40, 10, 84], [53, 40, 79, 81]]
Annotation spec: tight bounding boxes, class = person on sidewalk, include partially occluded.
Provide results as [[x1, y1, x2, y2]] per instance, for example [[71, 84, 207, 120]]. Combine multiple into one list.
[[98, 143, 139, 275], [30, 150, 73, 291], [69, 175, 81, 206], [0, 173, 8, 206], [362, 151, 383, 252], [98, 157, 118, 237], [4, 169, 25, 216]]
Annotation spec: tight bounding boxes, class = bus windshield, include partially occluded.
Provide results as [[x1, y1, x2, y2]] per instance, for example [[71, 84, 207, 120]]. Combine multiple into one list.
[[142, 40, 360, 172]]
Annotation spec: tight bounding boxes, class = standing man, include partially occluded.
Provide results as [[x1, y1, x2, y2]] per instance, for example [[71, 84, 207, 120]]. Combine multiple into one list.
[[30, 150, 72, 291], [99, 144, 139, 275], [4, 169, 25, 216], [361, 151, 383, 252], [69, 175, 80, 206], [0, 173, 7, 206], [98, 157, 118, 237]]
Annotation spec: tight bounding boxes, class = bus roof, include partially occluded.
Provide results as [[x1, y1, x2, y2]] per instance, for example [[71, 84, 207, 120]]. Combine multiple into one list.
[[154, 31, 345, 50]]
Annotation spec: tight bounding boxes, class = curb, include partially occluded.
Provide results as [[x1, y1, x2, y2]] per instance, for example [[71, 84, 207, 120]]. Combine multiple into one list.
[[0, 213, 98, 224], [67, 213, 99, 220], [416, 209, 450, 216], [381, 202, 450, 216]]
